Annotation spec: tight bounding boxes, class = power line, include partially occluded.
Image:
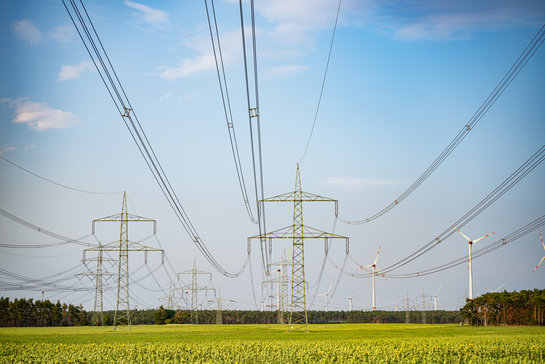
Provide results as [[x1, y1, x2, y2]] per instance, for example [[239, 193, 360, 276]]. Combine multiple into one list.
[[0, 207, 96, 247], [333, 144, 545, 277], [238, 0, 269, 273], [0, 156, 122, 195], [300, 0, 342, 163], [203, 0, 257, 225], [386, 214, 545, 278], [339, 23, 545, 225], [63, 0, 247, 278]]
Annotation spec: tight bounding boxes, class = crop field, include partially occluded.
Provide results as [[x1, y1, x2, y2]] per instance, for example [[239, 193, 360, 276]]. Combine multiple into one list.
[[0, 324, 544, 363]]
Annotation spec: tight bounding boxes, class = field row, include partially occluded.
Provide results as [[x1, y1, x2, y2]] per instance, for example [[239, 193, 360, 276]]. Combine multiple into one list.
[[1, 337, 544, 363]]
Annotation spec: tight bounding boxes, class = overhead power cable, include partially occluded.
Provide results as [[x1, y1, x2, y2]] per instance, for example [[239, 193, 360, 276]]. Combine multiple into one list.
[[63, 0, 247, 278], [299, 0, 342, 163], [238, 0, 269, 273], [339, 23, 545, 225], [385, 214, 545, 278], [330, 144, 545, 278], [204, 0, 257, 225], [0, 207, 96, 247], [0, 156, 122, 195]]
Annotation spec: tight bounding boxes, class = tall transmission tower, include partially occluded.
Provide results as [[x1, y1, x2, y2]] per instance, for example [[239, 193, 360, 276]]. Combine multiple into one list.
[[178, 259, 215, 324], [208, 288, 235, 324], [249, 164, 349, 332], [87, 192, 164, 330], [77, 249, 115, 326], [160, 281, 176, 310], [263, 251, 292, 324]]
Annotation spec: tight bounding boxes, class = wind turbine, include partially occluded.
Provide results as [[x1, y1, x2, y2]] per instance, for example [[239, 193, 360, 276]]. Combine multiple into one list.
[[318, 280, 334, 311], [347, 296, 353, 312], [453, 225, 495, 300], [358, 246, 385, 310], [433, 285, 442, 311], [533, 233, 545, 273]]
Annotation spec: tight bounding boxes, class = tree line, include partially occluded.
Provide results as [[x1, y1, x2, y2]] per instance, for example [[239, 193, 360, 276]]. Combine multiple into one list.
[[460, 289, 545, 326], [0, 297, 87, 327]]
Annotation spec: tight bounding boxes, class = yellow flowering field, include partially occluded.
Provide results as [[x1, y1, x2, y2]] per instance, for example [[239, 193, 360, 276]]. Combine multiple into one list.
[[0, 324, 543, 363]]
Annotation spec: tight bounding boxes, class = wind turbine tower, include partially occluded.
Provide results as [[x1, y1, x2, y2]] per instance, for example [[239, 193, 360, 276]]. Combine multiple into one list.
[[433, 285, 442, 311], [533, 233, 545, 273], [453, 225, 495, 300], [358, 247, 385, 310]]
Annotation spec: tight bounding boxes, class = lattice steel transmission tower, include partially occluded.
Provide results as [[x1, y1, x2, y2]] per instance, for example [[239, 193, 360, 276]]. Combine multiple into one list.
[[76, 248, 115, 326], [87, 192, 164, 330], [263, 251, 292, 324], [249, 164, 349, 332], [178, 259, 215, 324]]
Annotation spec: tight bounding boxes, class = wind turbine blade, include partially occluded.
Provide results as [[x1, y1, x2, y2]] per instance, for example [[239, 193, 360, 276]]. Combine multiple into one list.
[[374, 246, 381, 265], [435, 284, 442, 296], [540, 233, 544, 250], [375, 267, 386, 280], [473, 232, 495, 244], [358, 264, 374, 270], [452, 225, 471, 242], [533, 256, 545, 273]]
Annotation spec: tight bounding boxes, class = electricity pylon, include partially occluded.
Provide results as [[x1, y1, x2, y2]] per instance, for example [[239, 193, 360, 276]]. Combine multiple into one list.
[[263, 251, 292, 324], [208, 288, 234, 324], [178, 259, 215, 324], [76, 249, 115, 326], [86, 191, 164, 330], [249, 164, 349, 332], [159, 281, 176, 310]]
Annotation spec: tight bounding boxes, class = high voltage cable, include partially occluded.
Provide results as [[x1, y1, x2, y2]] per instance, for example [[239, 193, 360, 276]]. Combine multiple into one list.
[[299, 0, 342, 163], [344, 144, 545, 276], [385, 215, 545, 278], [0, 207, 96, 247], [329, 215, 545, 280], [238, 0, 269, 274], [63, 0, 247, 278], [0, 156, 122, 195], [339, 23, 545, 225], [204, 0, 257, 225]]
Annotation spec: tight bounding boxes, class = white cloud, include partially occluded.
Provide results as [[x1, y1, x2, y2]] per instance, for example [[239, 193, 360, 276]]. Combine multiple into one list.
[[50, 24, 76, 43], [1, 98, 79, 131], [125, 1, 170, 29], [58, 61, 93, 82], [322, 176, 405, 189], [12, 19, 42, 46], [353, 0, 545, 41], [23, 145, 37, 152], [0, 145, 16, 156], [154, 29, 241, 80]]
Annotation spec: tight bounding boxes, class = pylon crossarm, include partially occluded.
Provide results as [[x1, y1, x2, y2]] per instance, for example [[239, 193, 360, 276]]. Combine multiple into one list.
[[249, 224, 348, 240], [84, 240, 163, 252], [93, 213, 156, 222], [260, 191, 337, 203]]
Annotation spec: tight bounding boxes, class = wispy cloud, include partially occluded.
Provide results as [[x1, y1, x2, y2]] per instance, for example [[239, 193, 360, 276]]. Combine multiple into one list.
[[58, 61, 93, 82], [154, 29, 241, 80], [50, 24, 76, 43], [351, 0, 545, 41], [12, 19, 42, 46], [125, 1, 170, 29], [0, 145, 16, 156], [1, 98, 79, 131], [322, 176, 405, 190]]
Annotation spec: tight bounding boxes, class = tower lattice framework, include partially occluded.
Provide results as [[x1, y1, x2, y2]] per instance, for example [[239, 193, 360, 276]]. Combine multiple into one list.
[[249, 164, 349, 332], [87, 192, 163, 329], [178, 259, 215, 324]]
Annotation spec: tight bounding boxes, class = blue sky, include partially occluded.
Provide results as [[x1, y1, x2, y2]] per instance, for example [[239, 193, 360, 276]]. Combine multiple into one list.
[[1, 0, 544, 312]]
